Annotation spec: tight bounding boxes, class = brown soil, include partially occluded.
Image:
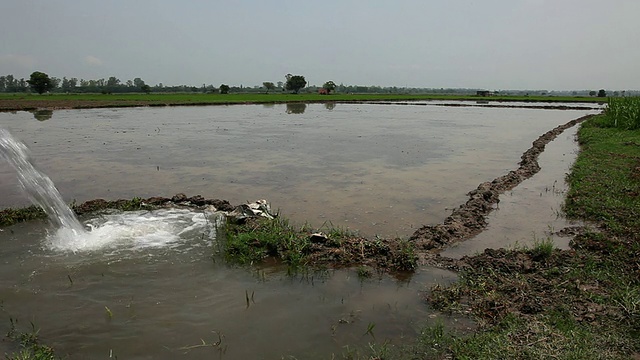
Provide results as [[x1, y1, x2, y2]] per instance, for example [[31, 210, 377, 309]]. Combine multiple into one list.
[[0, 99, 152, 111], [73, 193, 235, 215], [409, 114, 594, 254], [363, 101, 600, 111]]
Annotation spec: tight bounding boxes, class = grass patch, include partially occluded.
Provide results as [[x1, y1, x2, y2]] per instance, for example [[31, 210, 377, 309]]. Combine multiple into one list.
[[222, 216, 310, 267], [5, 319, 58, 360], [221, 216, 417, 272], [0, 205, 46, 227], [529, 237, 555, 261], [341, 312, 633, 359], [565, 115, 640, 238]]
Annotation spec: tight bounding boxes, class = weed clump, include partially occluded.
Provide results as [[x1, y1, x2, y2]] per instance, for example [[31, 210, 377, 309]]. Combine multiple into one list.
[[0, 205, 46, 227], [602, 97, 640, 130]]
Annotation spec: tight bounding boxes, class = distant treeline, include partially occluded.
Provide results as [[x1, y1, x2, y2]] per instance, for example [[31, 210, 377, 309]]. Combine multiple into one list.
[[0, 73, 637, 97]]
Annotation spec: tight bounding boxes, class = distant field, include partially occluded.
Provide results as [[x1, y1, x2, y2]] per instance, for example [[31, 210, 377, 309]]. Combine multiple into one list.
[[0, 92, 606, 111]]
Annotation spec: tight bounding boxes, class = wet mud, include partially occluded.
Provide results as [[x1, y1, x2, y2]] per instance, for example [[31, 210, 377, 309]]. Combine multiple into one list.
[[428, 246, 625, 326]]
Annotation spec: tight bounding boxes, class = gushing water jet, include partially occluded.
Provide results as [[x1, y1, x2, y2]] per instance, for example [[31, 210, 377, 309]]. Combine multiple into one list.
[[0, 128, 86, 234]]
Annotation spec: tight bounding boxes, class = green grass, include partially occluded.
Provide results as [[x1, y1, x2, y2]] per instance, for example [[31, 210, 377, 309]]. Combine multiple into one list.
[[5, 319, 58, 360], [529, 237, 556, 260], [0, 205, 46, 227], [0, 92, 606, 108], [221, 216, 418, 272], [601, 97, 640, 129], [564, 116, 640, 238], [222, 217, 310, 267]]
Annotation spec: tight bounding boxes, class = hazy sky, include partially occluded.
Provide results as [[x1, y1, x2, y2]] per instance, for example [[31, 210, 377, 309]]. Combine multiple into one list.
[[2, 0, 639, 90]]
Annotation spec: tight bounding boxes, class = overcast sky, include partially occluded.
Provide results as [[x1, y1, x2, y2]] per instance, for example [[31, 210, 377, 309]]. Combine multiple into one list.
[[1, 0, 639, 90]]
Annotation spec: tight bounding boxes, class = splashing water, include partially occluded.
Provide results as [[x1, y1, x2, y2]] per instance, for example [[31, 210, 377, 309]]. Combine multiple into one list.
[[47, 208, 222, 253], [0, 128, 86, 234], [1, 128, 221, 253]]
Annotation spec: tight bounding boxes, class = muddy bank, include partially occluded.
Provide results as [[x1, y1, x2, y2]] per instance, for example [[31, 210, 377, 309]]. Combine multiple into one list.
[[0, 99, 150, 111], [409, 114, 594, 253], [428, 245, 626, 326], [361, 101, 601, 111], [0, 194, 234, 227], [1, 194, 418, 273]]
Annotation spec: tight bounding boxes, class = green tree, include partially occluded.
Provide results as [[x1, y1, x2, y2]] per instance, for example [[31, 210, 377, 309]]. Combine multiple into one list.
[[219, 84, 230, 94], [263, 82, 275, 93], [133, 78, 146, 88], [27, 71, 54, 94], [140, 84, 151, 94], [61, 77, 72, 92], [285, 74, 306, 94], [106, 76, 120, 87], [597, 89, 607, 97], [322, 81, 336, 94], [589, 90, 597, 96]]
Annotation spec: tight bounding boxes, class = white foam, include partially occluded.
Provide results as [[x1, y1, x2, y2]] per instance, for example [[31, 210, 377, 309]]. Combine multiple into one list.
[[46, 208, 221, 253]]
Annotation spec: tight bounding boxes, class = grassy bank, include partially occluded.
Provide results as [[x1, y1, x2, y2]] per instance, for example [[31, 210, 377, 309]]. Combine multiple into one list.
[[222, 217, 418, 272], [0, 92, 605, 111], [363, 114, 639, 359]]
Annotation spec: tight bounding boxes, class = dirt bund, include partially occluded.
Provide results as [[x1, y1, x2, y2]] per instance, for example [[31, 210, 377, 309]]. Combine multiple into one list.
[[353, 101, 600, 111], [409, 114, 594, 253]]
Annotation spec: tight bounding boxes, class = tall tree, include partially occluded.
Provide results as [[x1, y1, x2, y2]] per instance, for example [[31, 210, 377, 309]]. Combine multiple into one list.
[[219, 84, 230, 94], [597, 89, 607, 97], [106, 76, 120, 87], [285, 74, 306, 94], [133, 78, 146, 88], [263, 82, 275, 93], [322, 81, 336, 94], [27, 71, 54, 94]]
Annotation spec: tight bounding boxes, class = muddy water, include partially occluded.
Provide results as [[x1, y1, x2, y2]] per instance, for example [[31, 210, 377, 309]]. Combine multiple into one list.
[[0, 103, 597, 358], [0, 104, 597, 237], [441, 126, 583, 258], [0, 217, 462, 359]]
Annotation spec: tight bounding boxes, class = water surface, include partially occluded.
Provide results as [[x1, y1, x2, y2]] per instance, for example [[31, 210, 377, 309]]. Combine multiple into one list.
[[0, 103, 597, 237], [0, 103, 598, 358]]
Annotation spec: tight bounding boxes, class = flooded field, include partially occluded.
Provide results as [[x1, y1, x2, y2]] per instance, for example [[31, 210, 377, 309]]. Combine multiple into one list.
[[0, 103, 597, 237], [0, 103, 598, 358]]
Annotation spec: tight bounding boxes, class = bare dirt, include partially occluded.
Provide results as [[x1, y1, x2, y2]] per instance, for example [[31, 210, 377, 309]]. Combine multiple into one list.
[[0, 99, 151, 111]]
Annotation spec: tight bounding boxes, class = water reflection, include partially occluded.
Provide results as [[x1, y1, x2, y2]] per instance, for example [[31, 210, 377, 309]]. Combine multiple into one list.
[[324, 102, 336, 111], [286, 103, 306, 114], [31, 109, 53, 121], [262, 103, 275, 109]]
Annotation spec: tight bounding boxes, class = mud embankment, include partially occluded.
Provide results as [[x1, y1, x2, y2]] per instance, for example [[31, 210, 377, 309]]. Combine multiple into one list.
[[409, 114, 594, 252]]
